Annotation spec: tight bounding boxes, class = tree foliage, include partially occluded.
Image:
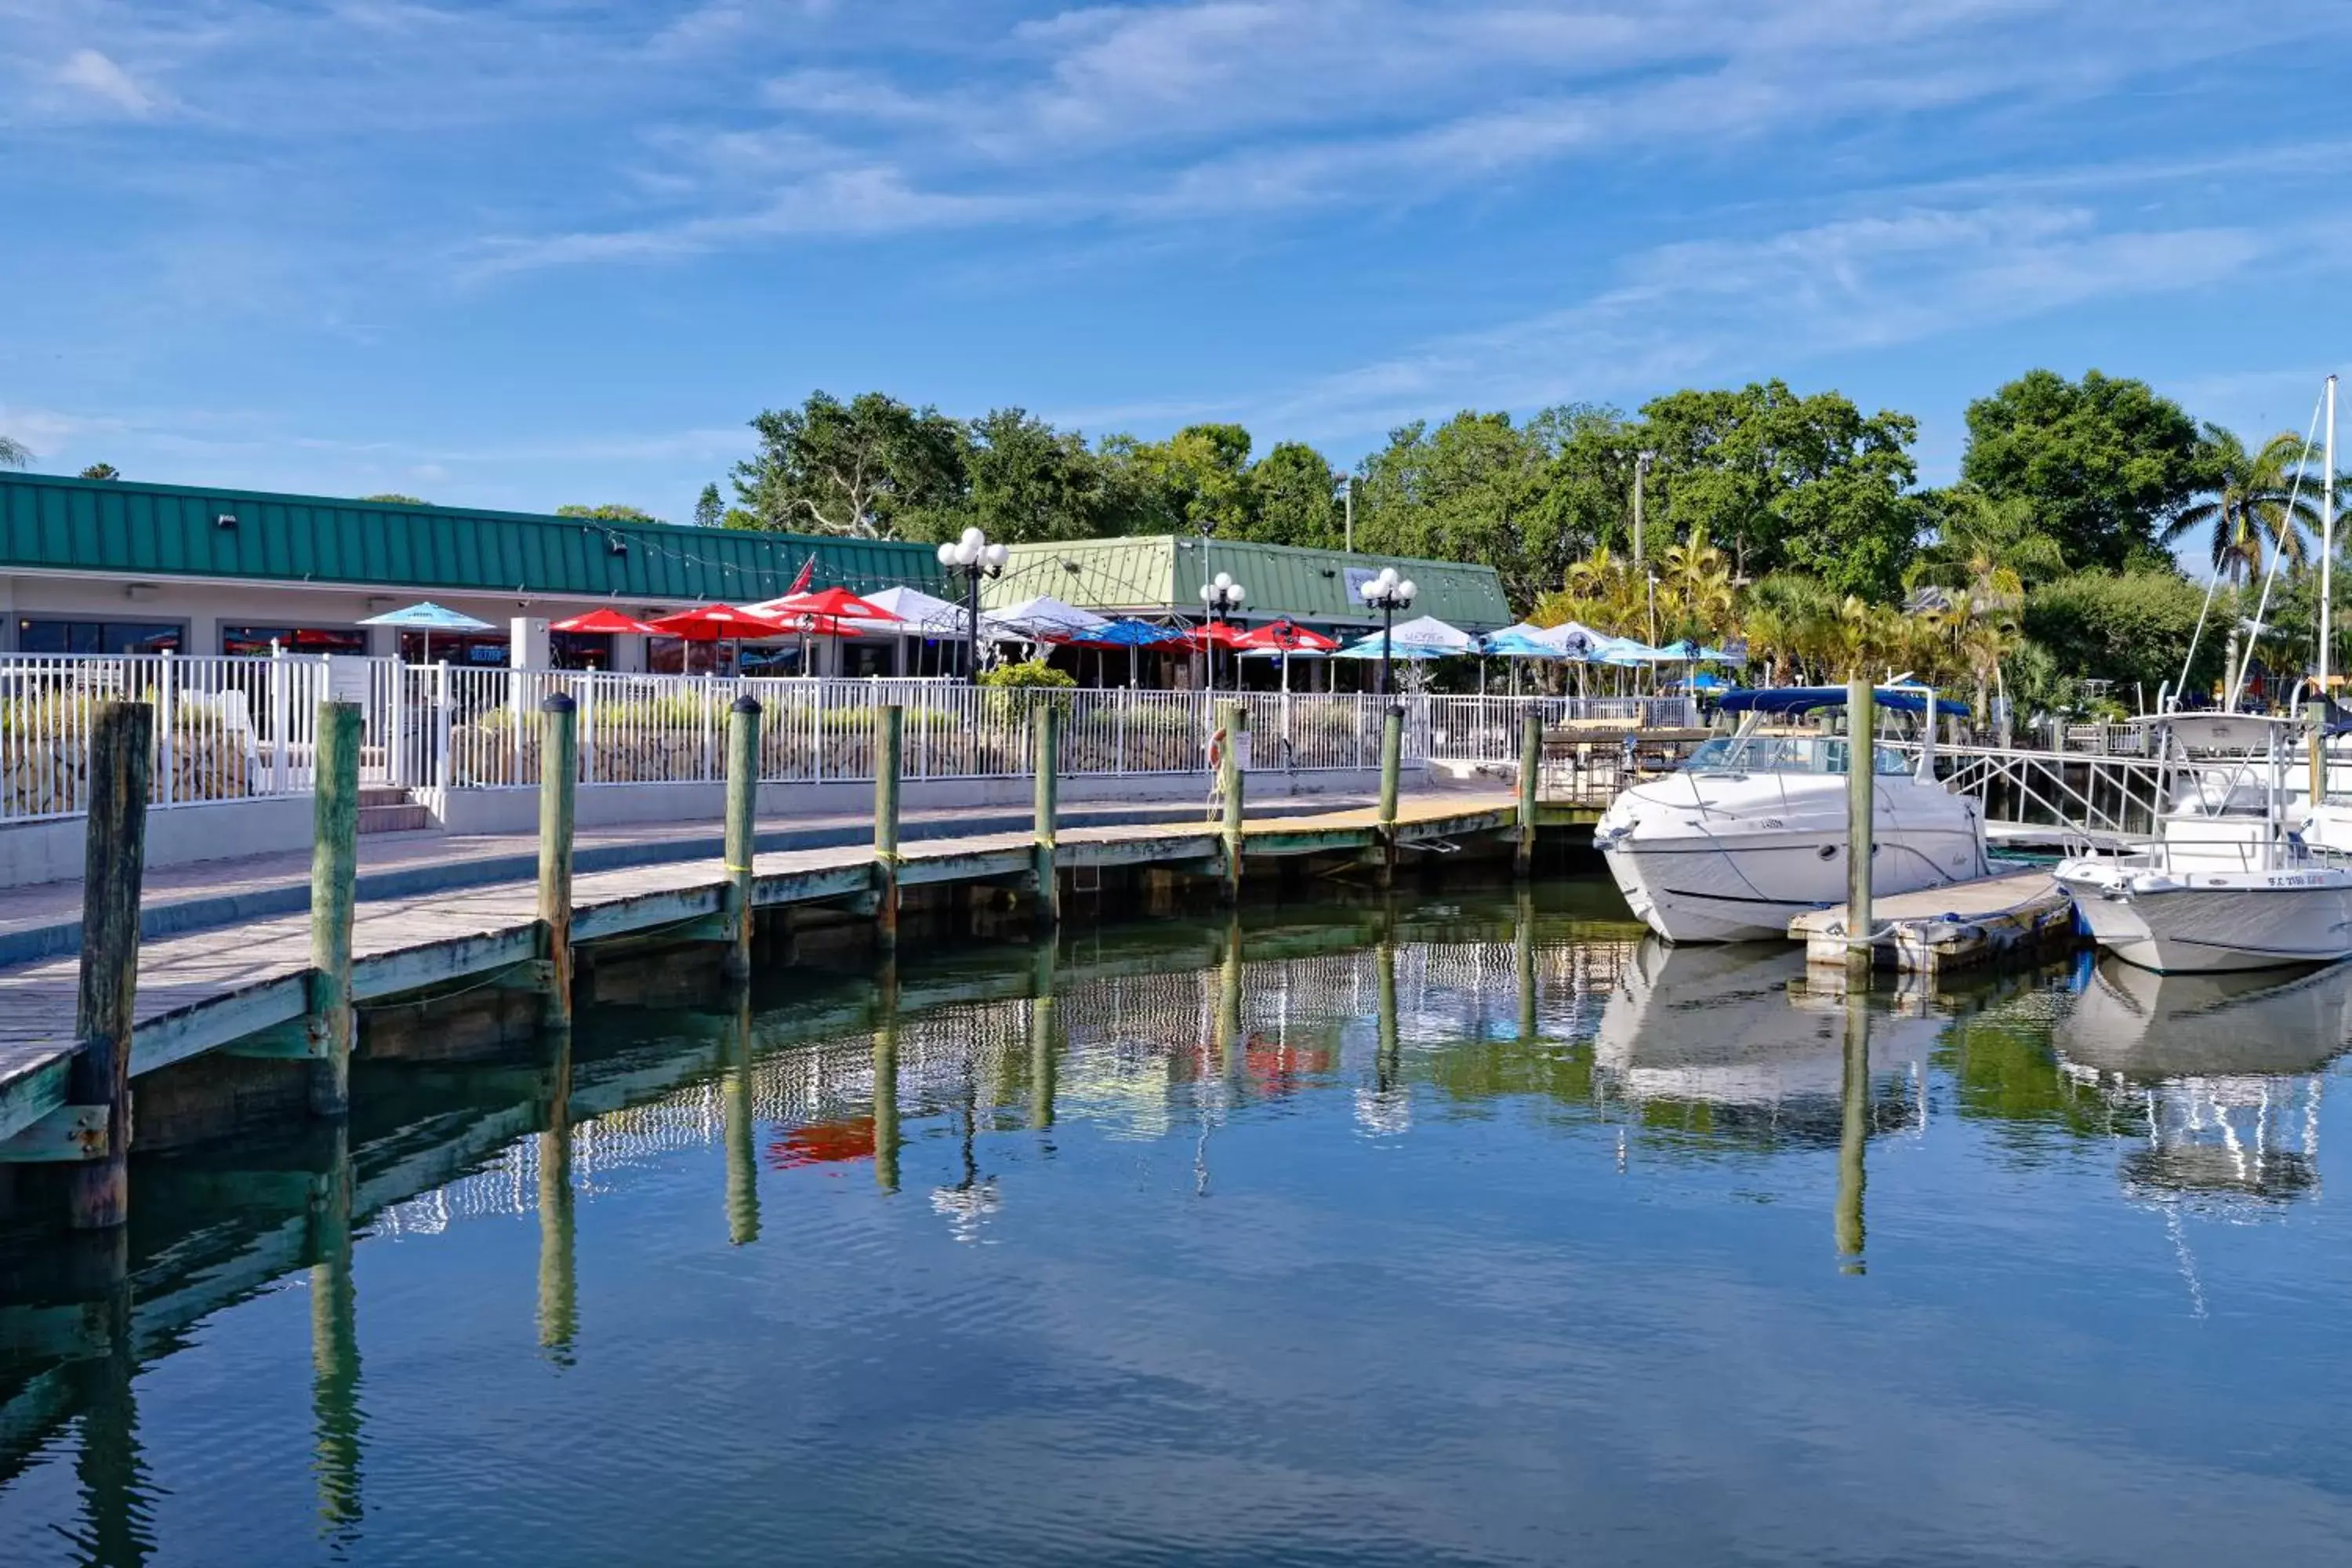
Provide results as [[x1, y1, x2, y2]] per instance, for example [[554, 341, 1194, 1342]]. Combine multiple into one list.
[[557, 503, 661, 522], [360, 492, 426, 505], [1960, 369, 2205, 570], [0, 434, 31, 469], [731, 391, 967, 537], [2021, 569, 2221, 702], [78, 463, 120, 481]]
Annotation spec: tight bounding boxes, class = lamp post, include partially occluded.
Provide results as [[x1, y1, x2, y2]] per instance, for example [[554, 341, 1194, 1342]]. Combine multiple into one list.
[[1199, 572, 1246, 692], [1358, 566, 1417, 699], [936, 527, 1009, 684]]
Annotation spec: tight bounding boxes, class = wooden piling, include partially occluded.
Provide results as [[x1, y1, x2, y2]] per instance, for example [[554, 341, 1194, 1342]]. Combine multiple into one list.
[[1218, 700, 1245, 902], [724, 986, 759, 1246], [537, 695, 577, 1029], [308, 702, 363, 1117], [536, 1031, 578, 1359], [1033, 702, 1061, 927], [1845, 677, 1875, 971], [1029, 938, 1058, 1131], [722, 695, 761, 981], [873, 704, 902, 949], [1515, 709, 1541, 877], [309, 1122, 362, 1525], [873, 960, 901, 1195], [1377, 704, 1403, 888], [68, 702, 152, 1231], [2309, 699, 2328, 810]]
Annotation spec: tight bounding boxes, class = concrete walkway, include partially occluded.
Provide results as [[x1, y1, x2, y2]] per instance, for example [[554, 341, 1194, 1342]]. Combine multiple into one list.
[[0, 793, 1376, 965]]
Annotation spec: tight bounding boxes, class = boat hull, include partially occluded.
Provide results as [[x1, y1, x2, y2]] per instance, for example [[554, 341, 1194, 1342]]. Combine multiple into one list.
[[2056, 872, 2352, 973], [1603, 823, 1984, 942]]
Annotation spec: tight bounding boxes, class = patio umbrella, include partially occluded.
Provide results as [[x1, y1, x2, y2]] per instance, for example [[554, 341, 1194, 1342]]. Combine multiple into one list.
[[983, 595, 1111, 641], [1476, 626, 1564, 696], [1234, 619, 1339, 693], [361, 600, 493, 664], [550, 607, 659, 635], [1071, 618, 1186, 687], [757, 586, 905, 677], [647, 603, 789, 676]]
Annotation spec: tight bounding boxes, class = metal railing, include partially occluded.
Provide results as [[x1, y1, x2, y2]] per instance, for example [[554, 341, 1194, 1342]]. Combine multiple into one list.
[[0, 651, 341, 822]]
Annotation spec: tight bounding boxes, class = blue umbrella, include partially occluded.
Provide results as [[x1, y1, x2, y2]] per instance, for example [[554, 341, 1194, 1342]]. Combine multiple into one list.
[[361, 600, 493, 663], [1478, 629, 1565, 659]]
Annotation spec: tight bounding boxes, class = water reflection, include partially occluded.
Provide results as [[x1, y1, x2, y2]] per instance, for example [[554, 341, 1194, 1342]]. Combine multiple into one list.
[[9, 887, 2352, 1563]]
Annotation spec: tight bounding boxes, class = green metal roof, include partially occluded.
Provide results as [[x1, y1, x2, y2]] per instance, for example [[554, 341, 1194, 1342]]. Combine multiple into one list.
[[988, 535, 1510, 631], [0, 473, 945, 604]]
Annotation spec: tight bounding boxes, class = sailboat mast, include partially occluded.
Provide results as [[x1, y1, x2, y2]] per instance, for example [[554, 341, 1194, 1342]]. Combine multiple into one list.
[[2325, 373, 2338, 699]]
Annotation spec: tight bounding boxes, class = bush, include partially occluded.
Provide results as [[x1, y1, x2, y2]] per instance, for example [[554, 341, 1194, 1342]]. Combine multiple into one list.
[[978, 659, 1077, 690]]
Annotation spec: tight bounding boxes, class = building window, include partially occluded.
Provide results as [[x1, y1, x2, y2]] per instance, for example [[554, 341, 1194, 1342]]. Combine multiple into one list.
[[16, 619, 183, 655], [551, 632, 613, 670], [220, 625, 369, 657]]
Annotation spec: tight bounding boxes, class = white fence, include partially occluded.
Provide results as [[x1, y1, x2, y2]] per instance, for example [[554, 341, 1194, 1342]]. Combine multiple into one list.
[[0, 653, 1703, 823]]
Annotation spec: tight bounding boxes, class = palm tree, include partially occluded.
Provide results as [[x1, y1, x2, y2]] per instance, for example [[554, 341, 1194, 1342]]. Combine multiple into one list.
[[2161, 426, 2325, 585], [1908, 487, 2064, 612], [1657, 525, 1737, 641], [0, 434, 31, 470]]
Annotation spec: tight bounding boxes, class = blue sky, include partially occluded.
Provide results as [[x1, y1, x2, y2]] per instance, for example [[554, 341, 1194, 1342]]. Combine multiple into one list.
[[3, 1, 2348, 524]]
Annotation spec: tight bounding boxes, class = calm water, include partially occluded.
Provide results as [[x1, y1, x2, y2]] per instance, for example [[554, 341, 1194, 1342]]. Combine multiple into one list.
[[5, 880, 2352, 1566]]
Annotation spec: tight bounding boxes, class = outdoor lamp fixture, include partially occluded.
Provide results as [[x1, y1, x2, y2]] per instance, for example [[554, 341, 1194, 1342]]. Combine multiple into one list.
[[936, 526, 1009, 684], [1358, 566, 1417, 697], [1199, 571, 1246, 691]]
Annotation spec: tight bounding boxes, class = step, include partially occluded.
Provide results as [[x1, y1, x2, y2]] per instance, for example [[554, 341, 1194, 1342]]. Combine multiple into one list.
[[357, 786, 413, 808], [358, 803, 435, 834]]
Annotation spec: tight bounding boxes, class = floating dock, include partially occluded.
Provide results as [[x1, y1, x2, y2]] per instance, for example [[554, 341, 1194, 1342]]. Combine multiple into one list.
[[1790, 865, 2077, 975]]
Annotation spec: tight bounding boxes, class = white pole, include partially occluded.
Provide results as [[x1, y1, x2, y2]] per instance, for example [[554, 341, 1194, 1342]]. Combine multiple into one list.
[[2324, 373, 2337, 699]]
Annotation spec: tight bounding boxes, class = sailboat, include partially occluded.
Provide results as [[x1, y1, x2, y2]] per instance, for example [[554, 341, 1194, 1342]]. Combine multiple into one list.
[[1595, 685, 1988, 942], [2056, 376, 2352, 974]]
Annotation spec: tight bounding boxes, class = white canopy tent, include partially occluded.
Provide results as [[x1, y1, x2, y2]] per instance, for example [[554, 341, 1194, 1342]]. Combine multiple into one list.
[[983, 596, 1112, 640]]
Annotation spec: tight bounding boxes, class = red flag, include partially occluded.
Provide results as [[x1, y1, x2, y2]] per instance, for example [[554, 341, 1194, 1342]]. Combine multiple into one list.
[[786, 554, 816, 595]]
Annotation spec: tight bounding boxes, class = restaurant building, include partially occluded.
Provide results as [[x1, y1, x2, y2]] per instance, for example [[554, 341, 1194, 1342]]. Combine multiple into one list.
[[0, 473, 1510, 677]]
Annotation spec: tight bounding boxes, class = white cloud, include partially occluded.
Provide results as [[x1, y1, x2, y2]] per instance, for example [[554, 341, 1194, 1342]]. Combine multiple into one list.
[[54, 47, 158, 116]]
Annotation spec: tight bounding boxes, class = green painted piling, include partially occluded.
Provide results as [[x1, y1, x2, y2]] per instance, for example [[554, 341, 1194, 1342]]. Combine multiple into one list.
[[723, 695, 761, 980], [308, 702, 362, 1120], [69, 702, 152, 1230], [1218, 700, 1246, 902], [538, 695, 577, 1028], [874, 705, 903, 949], [1033, 702, 1061, 926], [1516, 710, 1541, 877], [1846, 677, 1875, 971]]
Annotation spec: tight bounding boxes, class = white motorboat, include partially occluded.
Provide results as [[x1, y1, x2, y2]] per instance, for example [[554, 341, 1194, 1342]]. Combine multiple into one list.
[[2055, 713, 2352, 973], [1595, 686, 1988, 942]]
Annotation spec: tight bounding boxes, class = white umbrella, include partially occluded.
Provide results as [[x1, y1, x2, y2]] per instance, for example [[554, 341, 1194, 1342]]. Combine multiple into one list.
[[1379, 614, 1475, 654]]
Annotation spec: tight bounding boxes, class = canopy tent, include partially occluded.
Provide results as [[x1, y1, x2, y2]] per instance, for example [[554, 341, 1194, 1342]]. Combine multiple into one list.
[[550, 607, 659, 636], [983, 596, 1110, 641], [1719, 685, 1972, 720], [1477, 627, 1566, 659], [1379, 614, 1476, 654], [361, 600, 492, 664]]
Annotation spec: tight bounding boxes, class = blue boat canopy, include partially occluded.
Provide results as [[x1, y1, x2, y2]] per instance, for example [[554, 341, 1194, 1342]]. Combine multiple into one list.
[[1719, 685, 1972, 719]]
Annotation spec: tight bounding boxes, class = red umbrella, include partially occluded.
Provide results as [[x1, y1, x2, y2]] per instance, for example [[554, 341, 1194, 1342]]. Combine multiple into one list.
[[756, 586, 903, 623], [551, 607, 660, 635], [646, 604, 789, 676], [1233, 619, 1338, 652], [1188, 619, 1252, 649], [647, 604, 789, 640]]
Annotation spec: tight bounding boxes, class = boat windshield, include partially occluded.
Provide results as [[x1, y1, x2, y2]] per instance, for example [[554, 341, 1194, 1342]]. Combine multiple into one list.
[[1683, 735, 1912, 776]]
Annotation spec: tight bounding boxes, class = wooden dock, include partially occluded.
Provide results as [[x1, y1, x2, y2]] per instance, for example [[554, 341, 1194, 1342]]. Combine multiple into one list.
[[0, 790, 1519, 1149], [1790, 865, 2077, 975]]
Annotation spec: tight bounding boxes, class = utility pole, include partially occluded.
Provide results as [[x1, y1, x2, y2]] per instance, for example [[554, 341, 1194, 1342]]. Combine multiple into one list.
[[1343, 477, 1355, 555], [1632, 450, 1653, 568]]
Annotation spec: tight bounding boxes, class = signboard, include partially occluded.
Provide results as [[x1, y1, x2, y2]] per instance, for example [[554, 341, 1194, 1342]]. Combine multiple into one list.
[[1341, 566, 1381, 604], [324, 655, 374, 706]]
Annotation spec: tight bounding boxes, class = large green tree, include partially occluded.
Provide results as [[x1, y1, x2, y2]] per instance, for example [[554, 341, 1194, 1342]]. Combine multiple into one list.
[[1238, 441, 1343, 549], [730, 390, 968, 538], [956, 407, 1113, 544], [1356, 411, 1559, 606], [1959, 369, 2205, 570], [557, 503, 660, 522], [1636, 380, 1920, 595]]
